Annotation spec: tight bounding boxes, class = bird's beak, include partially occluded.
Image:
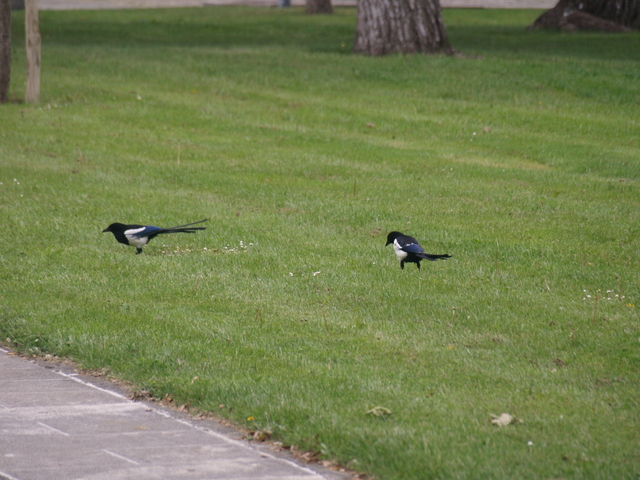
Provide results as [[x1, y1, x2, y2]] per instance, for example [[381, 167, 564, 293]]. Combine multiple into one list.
[[385, 240, 391, 246], [102, 228, 109, 233]]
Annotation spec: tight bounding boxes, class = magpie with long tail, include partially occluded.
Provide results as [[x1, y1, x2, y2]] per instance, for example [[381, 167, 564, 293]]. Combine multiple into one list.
[[103, 219, 207, 254], [385, 231, 451, 270]]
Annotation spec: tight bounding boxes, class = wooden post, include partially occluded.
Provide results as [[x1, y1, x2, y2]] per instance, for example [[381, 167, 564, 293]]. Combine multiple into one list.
[[25, 0, 39, 103]]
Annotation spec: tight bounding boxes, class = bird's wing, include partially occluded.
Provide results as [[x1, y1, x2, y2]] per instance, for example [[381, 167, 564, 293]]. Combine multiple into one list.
[[401, 242, 426, 254], [125, 225, 162, 238], [396, 235, 425, 254]]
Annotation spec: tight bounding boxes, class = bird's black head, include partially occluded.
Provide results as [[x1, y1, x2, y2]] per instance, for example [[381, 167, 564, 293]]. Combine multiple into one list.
[[386, 231, 403, 246], [103, 223, 123, 234]]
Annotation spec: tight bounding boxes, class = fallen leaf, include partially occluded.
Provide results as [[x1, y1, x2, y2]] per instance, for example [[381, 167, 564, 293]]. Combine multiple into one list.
[[366, 406, 392, 417], [252, 430, 272, 442], [130, 390, 154, 402], [490, 413, 517, 427]]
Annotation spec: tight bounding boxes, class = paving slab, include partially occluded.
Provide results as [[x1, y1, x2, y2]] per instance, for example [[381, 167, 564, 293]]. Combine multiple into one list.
[[0, 348, 347, 480]]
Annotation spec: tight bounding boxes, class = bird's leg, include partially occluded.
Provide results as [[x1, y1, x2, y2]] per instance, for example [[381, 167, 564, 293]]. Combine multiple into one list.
[[416, 262, 421, 270], [136, 248, 143, 255], [400, 260, 405, 270]]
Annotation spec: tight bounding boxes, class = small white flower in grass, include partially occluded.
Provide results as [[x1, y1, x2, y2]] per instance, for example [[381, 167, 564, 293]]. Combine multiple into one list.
[[313, 271, 321, 276], [527, 441, 533, 446], [289, 272, 294, 276]]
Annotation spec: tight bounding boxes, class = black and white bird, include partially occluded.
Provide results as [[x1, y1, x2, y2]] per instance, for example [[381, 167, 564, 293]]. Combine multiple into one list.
[[103, 219, 207, 254], [385, 231, 451, 270]]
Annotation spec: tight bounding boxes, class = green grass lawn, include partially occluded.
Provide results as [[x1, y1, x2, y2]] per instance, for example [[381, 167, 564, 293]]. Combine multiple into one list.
[[1, 6, 639, 479]]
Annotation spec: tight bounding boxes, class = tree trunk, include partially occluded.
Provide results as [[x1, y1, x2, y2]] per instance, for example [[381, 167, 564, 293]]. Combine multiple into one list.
[[530, 0, 640, 32], [306, 0, 333, 14], [354, 0, 452, 56], [0, 0, 10, 103]]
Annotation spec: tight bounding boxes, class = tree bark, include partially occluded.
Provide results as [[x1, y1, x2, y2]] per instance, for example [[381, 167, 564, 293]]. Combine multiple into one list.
[[530, 0, 640, 32], [306, 0, 333, 14], [0, 0, 10, 103], [354, 0, 452, 56], [25, 0, 39, 103]]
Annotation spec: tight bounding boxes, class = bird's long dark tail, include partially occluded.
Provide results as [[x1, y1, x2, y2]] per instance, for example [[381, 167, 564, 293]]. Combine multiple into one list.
[[165, 219, 208, 229], [418, 253, 452, 261], [159, 219, 208, 234]]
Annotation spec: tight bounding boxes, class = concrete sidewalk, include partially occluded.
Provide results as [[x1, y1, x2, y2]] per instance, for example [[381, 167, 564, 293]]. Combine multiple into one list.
[[0, 348, 347, 480]]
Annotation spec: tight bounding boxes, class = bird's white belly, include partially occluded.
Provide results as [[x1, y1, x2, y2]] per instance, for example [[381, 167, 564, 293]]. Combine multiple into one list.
[[393, 243, 408, 260], [125, 235, 149, 248], [125, 228, 150, 248]]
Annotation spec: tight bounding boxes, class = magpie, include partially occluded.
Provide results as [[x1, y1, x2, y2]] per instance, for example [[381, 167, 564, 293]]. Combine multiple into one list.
[[385, 231, 451, 270], [103, 219, 207, 254]]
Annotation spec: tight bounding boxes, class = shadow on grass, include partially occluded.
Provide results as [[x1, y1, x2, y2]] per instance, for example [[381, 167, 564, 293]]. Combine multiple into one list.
[[14, 7, 357, 54], [449, 25, 640, 62], [10, 6, 640, 60]]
